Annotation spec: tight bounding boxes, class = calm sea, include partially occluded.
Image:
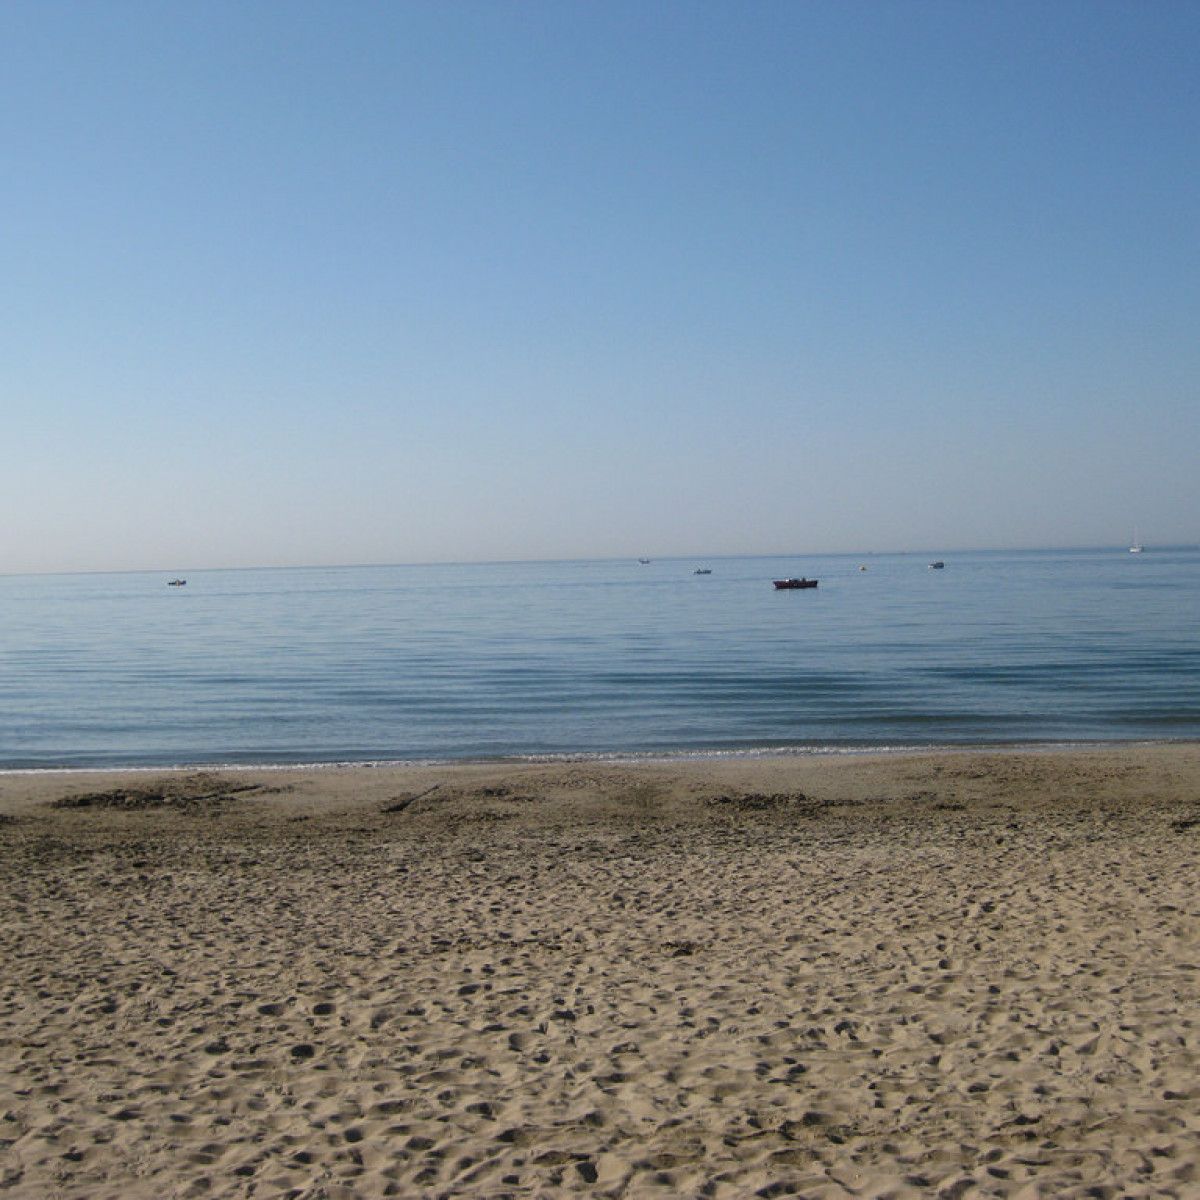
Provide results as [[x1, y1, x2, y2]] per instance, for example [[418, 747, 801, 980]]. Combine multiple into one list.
[[1, 549, 1197, 768]]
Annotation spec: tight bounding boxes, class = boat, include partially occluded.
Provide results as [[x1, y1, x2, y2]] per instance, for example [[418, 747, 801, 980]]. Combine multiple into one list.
[[167, 579, 187, 587], [1129, 528, 1144, 553], [773, 578, 817, 589], [637, 558, 651, 564], [928, 561, 945, 570], [694, 568, 712, 575]]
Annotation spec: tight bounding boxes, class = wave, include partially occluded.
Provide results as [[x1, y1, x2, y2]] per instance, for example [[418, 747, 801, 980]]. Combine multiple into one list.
[[1, 738, 1184, 775]]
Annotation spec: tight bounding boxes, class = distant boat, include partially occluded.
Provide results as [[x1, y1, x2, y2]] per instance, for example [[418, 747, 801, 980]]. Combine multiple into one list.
[[773, 578, 817, 589], [859, 565, 868, 572], [167, 579, 187, 587], [637, 558, 651, 564], [928, 561, 945, 570], [1129, 529, 1144, 554], [694, 568, 712, 575]]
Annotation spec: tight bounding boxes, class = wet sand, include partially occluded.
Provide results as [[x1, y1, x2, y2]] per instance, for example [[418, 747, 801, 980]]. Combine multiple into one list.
[[2, 745, 1199, 1198]]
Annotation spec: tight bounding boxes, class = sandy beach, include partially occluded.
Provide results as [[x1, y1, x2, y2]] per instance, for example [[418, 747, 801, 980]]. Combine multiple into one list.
[[2, 745, 1199, 1198]]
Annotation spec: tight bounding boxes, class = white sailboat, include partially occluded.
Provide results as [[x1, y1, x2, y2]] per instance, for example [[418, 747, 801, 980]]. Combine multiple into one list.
[[1129, 527, 1144, 553]]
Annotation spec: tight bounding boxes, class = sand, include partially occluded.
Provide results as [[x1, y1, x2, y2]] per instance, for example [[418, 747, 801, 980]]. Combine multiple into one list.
[[2, 745, 1200, 1198]]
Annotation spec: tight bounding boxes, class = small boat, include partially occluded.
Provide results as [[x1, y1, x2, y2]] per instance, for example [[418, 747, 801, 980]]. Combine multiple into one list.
[[694, 568, 712, 575], [167, 579, 187, 587], [637, 558, 651, 564], [859, 565, 868, 571], [928, 561, 945, 570], [773, 578, 817, 589], [1129, 528, 1143, 553]]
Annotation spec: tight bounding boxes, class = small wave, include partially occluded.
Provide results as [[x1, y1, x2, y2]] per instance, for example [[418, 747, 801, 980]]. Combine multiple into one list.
[[1, 737, 1186, 775], [496, 739, 1176, 764]]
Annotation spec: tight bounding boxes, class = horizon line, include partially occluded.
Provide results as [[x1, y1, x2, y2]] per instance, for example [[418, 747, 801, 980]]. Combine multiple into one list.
[[3, 543, 1195, 580]]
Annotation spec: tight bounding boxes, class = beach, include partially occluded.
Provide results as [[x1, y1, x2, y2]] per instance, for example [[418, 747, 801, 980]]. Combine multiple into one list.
[[2, 745, 1199, 1198]]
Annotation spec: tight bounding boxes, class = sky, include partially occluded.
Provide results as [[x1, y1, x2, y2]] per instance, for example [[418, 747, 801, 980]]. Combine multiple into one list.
[[2, 1, 1197, 573]]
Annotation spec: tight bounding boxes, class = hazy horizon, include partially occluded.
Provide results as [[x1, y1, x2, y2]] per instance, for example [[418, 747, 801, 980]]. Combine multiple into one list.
[[4, 1, 1197, 575], [4, 542, 1196, 581]]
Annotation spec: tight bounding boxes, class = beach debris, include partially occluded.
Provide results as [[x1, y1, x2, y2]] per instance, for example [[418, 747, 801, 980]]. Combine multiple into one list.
[[706, 791, 810, 811], [52, 774, 266, 811], [382, 784, 440, 813]]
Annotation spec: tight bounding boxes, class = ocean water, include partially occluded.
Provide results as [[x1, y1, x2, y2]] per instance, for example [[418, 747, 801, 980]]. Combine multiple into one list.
[[0, 549, 1197, 768]]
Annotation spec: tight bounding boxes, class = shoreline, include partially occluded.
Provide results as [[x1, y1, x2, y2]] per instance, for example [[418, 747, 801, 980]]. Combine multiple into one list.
[[4, 743, 1200, 1197], [1, 735, 1191, 776]]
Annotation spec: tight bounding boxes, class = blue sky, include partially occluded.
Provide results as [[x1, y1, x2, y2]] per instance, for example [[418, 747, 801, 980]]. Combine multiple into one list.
[[3, 1, 1197, 572]]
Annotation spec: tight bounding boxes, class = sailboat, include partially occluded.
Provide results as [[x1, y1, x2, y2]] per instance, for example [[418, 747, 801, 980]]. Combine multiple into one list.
[[1129, 527, 1144, 554]]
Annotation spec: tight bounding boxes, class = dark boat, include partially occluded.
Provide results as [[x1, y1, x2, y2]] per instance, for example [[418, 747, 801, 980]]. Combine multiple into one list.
[[928, 561, 945, 570], [773, 578, 817, 589], [694, 568, 712, 575], [167, 579, 187, 587]]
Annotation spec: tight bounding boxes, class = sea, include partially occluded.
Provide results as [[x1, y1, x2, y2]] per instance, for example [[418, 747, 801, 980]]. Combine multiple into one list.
[[1, 548, 1197, 769]]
